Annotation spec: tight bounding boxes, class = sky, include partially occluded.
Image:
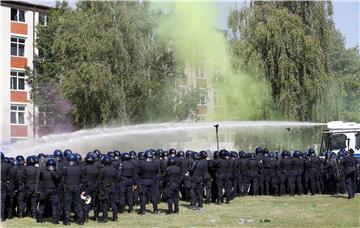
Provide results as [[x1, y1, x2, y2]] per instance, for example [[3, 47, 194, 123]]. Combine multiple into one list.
[[31, 0, 360, 48]]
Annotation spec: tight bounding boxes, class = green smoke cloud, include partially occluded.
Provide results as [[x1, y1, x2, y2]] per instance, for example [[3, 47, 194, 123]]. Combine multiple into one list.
[[155, 2, 270, 120]]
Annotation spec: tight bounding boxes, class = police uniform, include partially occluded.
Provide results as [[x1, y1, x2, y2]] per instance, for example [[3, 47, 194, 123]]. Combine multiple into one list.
[[163, 160, 182, 213], [138, 158, 161, 214]]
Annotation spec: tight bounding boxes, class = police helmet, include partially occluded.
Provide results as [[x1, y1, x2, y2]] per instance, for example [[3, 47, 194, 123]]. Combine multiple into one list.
[[53, 149, 63, 159], [144, 150, 153, 159], [107, 151, 114, 158], [1, 152, 4, 160], [281, 150, 290, 158], [4, 157, 10, 164], [16, 155, 25, 165], [11, 160, 19, 167], [46, 159, 56, 167], [213, 151, 219, 159], [338, 150, 345, 158], [85, 154, 95, 163], [199, 150, 208, 159], [249, 153, 256, 159], [169, 148, 176, 155], [122, 152, 131, 161], [67, 153, 77, 163], [308, 148, 315, 156], [192, 152, 201, 160], [263, 148, 269, 155], [330, 151, 336, 158], [129, 151, 137, 159], [152, 149, 159, 158], [26, 156, 36, 165], [185, 150, 192, 159], [93, 149, 101, 155], [293, 150, 300, 158], [324, 151, 331, 159], [38, 153, 46, 159], [238, 151, 246, 159], [219, 149, 227, 159], [230, 151, 238, 159], [101, 155, 112, 165], [161, 151, 169, 158], [177, 151, 185, 158], [138, 152, 145, 160], [63, 149, 72, 158], [113, 150, 121, 160], [255, 147, 263, 155]]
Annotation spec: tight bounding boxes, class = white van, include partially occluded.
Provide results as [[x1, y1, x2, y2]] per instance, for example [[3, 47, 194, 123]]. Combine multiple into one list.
[[320, 121, 360, 158]]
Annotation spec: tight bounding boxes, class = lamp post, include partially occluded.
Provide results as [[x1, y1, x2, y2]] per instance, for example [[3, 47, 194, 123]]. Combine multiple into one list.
[[214, 124, 219, 151]]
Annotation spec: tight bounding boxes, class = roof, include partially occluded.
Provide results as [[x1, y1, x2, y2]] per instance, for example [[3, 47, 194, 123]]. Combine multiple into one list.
[[0, 1, 51, 12], [325, 121, 360, 132]]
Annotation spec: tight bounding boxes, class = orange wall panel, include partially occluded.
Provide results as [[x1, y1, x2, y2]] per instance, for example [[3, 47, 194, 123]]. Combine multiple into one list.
[[11, 22, 28, 35], [11, 91, 27, 102], [11, 57, 27, 68], [11, 125, 28, 137]]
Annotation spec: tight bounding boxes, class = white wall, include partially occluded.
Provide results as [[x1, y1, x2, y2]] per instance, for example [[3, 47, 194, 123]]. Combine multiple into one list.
[[0, 6, 11, 146]]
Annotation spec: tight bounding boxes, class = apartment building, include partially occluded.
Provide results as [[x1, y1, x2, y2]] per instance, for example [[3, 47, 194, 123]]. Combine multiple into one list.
[[0, 1, 49, 146], [177, 61, 225, 121]]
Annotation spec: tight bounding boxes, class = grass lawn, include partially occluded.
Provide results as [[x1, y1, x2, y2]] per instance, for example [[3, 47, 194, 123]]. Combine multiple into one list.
[[1, 194, 359, 227]]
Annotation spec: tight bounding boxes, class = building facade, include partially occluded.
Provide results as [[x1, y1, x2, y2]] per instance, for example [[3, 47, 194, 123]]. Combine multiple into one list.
[[0, 1, 49, 146], [178, 61, 225, 121]]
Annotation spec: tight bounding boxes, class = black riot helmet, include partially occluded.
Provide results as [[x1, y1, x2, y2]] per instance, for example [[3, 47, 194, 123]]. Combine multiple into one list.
[[199, 150, 208, 159], [177, 151, 185, 159], [122, 153, 131, 161], [255, 147, 263, 155]]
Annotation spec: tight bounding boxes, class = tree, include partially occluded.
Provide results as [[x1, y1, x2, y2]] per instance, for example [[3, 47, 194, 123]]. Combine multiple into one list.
[[30, 1, 199, 130], [328, 29, 360, 122], [228, 1, 343, 122]]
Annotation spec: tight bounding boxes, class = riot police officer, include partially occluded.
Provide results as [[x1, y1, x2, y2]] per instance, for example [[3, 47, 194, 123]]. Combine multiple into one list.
[[97, 155, 120, 222], [137, 150, 161, 215], [119, 153, 137, 213], [214, 150, 232, 203], [37, 159, 61, 224], [62, 154, 84, 225], [24, 156, 38, 218], [82, 153, 99, 221], [163, 157, 182, 214], [1, 152, 11, 221], [247, 153, 260, 196], [343, 149, 358, 199]]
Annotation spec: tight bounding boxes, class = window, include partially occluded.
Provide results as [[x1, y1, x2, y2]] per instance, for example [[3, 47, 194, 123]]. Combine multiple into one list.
[[11, 37, 25, 56], [39, 13, 47, 26], [10, 70, 26, 90], [213, 66, 224, 83], [198, 88, 207, 106], [11, 105, 26, 124], [195, 66, 204, 78], [11, 8, 25, 22], [330, 134, 347, 151], [213, 89, 221, 107], [356, 133, 360, 150]]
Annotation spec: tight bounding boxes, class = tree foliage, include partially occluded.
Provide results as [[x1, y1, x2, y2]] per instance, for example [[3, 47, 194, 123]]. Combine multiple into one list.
[[30, 1, 199, 129], [228, 1, 359, 122]]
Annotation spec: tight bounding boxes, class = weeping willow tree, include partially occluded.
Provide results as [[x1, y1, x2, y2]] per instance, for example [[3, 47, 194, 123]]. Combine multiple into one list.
[[228, 1, 342, 122], [30, 1, 199, 129]]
